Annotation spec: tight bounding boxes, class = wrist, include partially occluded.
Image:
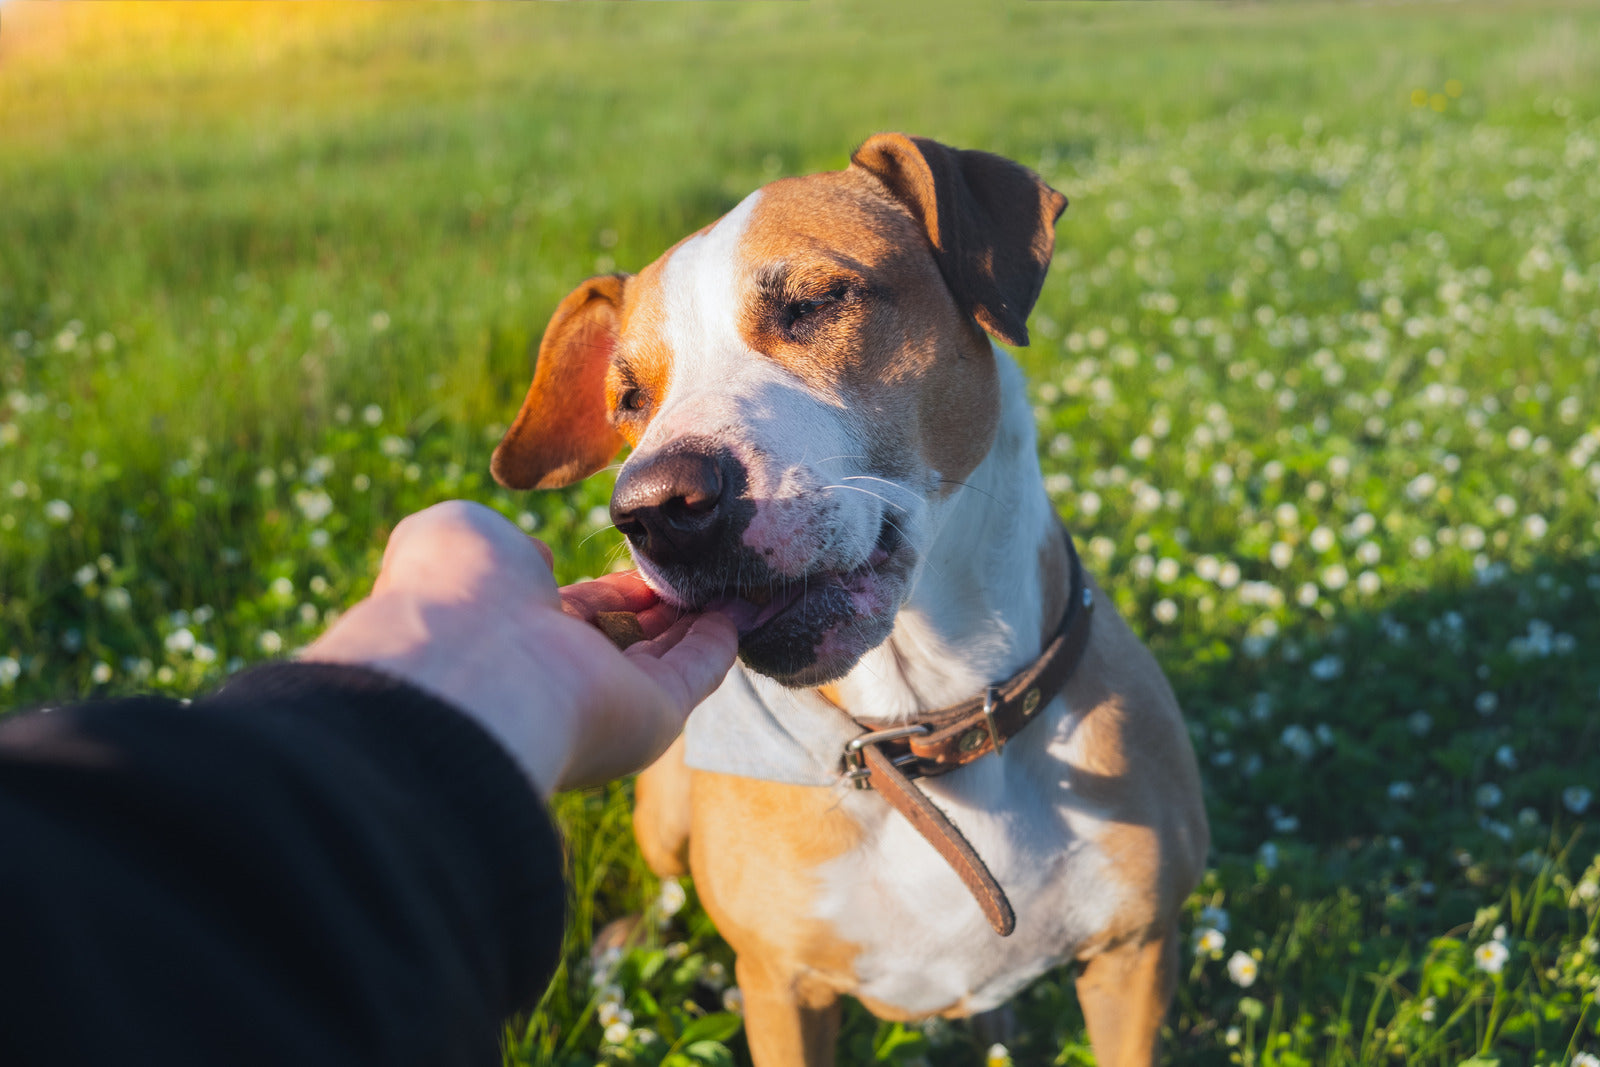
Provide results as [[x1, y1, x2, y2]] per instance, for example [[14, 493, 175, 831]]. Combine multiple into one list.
[[302, 590, 581, 799]]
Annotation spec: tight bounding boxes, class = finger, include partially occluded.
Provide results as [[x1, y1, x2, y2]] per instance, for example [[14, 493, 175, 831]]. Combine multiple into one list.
[[560, 574, 661, 622], [635, 600, 690, 639], [530, 538, 555, 572], [628, 612, 739, 712]]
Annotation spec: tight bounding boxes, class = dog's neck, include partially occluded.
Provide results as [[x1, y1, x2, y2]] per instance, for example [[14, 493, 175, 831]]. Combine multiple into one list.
[[827, 349, 1067, 727]]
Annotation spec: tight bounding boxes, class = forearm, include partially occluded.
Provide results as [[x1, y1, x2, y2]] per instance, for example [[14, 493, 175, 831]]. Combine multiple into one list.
[[0, 662, 565, 1066]]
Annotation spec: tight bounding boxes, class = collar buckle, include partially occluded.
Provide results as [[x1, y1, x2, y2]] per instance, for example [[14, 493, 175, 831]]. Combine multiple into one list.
[[982, 685, 1005, 753], [842, 723, 932, 789]]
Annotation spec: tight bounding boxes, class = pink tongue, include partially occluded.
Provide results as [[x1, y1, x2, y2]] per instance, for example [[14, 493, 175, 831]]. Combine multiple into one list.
[[706, 586, 806, 635], [706, 598, 763, 633]]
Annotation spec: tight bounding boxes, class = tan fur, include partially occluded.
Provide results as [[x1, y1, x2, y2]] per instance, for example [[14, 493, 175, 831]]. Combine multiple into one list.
[[733, 170, 1002, 491]]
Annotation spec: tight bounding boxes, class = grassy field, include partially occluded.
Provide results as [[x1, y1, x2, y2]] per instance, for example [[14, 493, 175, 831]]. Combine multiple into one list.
[[3, 2, 1599, 1064]]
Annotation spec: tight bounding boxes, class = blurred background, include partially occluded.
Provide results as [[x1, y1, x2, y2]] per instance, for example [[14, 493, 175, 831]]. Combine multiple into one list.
[[2, 3, 1598, 1065]]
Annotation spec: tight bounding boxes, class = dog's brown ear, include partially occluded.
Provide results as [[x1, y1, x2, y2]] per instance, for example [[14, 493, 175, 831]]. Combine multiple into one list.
[[491, 274, 630, 490], [851, 133, 1067, 347]]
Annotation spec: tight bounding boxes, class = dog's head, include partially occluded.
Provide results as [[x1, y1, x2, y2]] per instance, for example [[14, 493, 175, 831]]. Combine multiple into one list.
[[493, 134, 1066, 686]]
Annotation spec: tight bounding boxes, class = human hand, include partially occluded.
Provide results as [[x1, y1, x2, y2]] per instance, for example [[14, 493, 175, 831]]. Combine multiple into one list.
[[302, 500, 738, 798]]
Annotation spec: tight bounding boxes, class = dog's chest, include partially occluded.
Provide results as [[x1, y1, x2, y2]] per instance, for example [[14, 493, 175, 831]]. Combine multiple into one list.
[[807, 725, 1126, 1017]]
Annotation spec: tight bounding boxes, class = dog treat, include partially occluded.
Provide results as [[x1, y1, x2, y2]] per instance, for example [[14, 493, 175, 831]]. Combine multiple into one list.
[[593, 610, 646, 650]]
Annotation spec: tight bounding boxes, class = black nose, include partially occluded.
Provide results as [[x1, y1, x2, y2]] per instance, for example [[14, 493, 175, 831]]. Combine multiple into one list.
[[611, 447, 741, 565]]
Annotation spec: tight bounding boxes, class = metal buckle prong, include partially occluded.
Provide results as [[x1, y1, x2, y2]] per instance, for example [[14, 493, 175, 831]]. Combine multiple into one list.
[[842, 723, 932, 789], [982, 685, 1004, 753]]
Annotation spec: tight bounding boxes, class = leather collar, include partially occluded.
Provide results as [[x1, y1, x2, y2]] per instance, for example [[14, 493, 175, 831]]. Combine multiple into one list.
[[834, 525, 1094, 936]]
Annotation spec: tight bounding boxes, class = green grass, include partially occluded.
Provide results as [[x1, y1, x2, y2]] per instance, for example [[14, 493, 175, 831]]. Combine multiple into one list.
[[3, 2, 1599, 1064]]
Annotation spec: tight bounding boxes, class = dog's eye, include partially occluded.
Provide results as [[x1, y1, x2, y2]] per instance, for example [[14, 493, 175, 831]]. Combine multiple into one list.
[[783, 285, 848, 330], [618, 387, 646, 413]]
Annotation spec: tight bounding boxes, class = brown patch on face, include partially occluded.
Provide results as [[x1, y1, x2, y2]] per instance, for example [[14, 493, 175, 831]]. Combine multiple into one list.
[[733, 170, 1001, 491], [689, 770, 863, 998], [604, 263, 675, 448]]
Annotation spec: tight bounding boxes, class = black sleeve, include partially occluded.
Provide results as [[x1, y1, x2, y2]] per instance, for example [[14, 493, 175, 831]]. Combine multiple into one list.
[[0, 662, 567, 1067]]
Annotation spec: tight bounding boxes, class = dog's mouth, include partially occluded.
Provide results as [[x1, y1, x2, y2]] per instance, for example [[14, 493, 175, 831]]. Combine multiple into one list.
[[704, 520, 905, 640], [644, 517, 912, 686]]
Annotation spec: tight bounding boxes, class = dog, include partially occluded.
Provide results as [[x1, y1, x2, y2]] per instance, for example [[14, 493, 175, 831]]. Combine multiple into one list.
[[491, 134, 1207, 1067]]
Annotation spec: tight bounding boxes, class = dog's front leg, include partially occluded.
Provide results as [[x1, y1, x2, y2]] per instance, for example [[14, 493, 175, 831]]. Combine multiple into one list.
[[1073, 928, 1178, 1067], [735, 952, 841, 1067]]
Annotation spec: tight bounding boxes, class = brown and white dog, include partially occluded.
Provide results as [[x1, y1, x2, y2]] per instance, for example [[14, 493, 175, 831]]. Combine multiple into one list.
[[492, 134, 1207, 1067]]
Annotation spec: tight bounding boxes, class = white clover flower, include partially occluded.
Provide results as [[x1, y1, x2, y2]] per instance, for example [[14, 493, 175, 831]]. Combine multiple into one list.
[[664, 941, 688, 960], [44, 499, 73, 524], [657, 878, 687, 917], [1193, 927, 1226, 955], [1077, 491, 1101, 517], [1258, 841, 1279, 870], [1565, 787, 1593, 815], [259, 630, 283, 655], [723, 987, 745, 1015], [1474, 691, 1498, 715], [1419, 996, 1436, 1022], [1296, 583, 1319, 607], [1269, 541, 1294, 569], [73, 564, 97, 587], [1388, 781, 1415, 802], [1224, 1026, 1241, 1046], [1274, 503, 1299, 527], [1494, 494, 1517, 518], [1474, 939, 1509, 974], [270, 577, 294, 598], [1195, 556, 1220, 582], [104, 588, 132, 613], [362, 404, 383, 426], [1154, 557, 1180, 583], [1321, 564, 1349, 591], [193, 644, 217, 665], [91, 662, 112, 685], [1356, 570, 1380, 596], [602, 1020, 631, 1045], [1309, 655, 1342, 681], [1227, 951, 1259, 987], [985, 1042, 1012, 1067], [1494, 744, 1516, 770], [517, 511, 540, 532], [164, 628, 196, 654], [1309, 526, 1335, 553], [1572, 1052, 1599, 1067], [597, 1001, 632, 1027], [352, 473, 371, 492], [1523, 514, 1548, 539], [1153, 599, 1178, 624], [0, 656, 20, 687], [1280, 725, 1315, 759], [294, 489, 334, 523], [1476, 784, 1503, 809], [379, 435, 412, 458]]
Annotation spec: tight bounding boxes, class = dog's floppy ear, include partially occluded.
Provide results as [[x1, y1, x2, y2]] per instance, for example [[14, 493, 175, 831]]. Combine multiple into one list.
[[851, 133, 1067, 347], [491, 274, 629, 490]]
